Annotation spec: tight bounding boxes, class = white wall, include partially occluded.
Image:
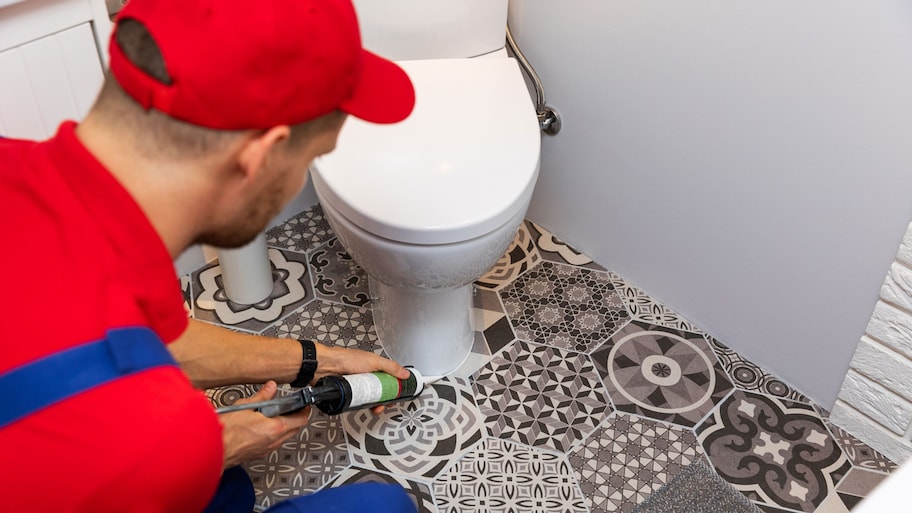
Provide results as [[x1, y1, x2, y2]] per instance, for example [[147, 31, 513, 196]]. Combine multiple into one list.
[[508, 0, 912, 406]]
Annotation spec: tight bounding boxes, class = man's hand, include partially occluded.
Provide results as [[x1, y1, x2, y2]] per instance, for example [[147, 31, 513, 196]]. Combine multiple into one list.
[[218, 381, 312, 469], [313, 344, 412, 414], [312, 344, 410, 383]]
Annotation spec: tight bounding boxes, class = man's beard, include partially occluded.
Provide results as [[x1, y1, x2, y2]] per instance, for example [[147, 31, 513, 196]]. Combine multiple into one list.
[[195, 187, 282, 249]]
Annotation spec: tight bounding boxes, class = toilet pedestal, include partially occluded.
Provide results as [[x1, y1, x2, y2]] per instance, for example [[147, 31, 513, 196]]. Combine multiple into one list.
[[369, 276, 474, 376]]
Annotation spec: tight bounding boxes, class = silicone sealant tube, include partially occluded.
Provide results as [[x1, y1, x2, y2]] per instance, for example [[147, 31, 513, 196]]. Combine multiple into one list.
[[314, 366, 425, 414]]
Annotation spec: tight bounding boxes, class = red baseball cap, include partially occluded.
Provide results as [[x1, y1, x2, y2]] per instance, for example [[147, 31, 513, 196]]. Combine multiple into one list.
[[109, 0, 415, 130]]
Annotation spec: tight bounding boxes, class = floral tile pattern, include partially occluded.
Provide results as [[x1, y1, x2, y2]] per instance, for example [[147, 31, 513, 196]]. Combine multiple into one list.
[[609, 274, 698, 332], [708, 336, 808, 403], [697, 390, 851, 512], [343, 376, 484, 480], [245, 409, 350, 510], [568, 412, 706, 513], [476, 222, 541, 290], [501, 261, 629, 352], [308, 237, 370, 307], [473, 339, 612, 453], [433, 437, 588, 513], [191, 248, 313, 331], [187, 204, 894, 513], [592, 321, 734, 427]]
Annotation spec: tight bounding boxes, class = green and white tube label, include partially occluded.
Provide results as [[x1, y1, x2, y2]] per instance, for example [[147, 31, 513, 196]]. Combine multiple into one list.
[[344, 368, 422, 408]]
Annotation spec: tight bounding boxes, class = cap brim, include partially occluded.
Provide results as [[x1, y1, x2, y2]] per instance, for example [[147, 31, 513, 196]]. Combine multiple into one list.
[[338, 50, 415, 124]]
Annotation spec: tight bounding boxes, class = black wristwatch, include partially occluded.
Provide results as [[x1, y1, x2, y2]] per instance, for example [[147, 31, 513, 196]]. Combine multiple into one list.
[[291, 339, 318, 387]]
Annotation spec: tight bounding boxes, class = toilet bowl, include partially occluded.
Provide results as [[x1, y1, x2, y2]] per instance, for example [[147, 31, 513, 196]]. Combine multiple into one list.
[[310, 2, 541, 375]]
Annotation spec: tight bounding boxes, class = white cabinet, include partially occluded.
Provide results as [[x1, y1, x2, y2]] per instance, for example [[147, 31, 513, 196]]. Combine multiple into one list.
[[0, 0, 112, 139]]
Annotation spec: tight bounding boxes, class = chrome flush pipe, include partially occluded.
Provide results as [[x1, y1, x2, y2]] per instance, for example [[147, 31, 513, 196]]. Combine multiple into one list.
[[505, 24, 561, 135]]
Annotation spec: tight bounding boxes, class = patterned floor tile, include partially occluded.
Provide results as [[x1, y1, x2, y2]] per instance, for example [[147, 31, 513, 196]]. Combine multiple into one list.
[[592, 321, 733, 427], [609, 274, 698, 332], [343, 376, 485, 480], [708, 336, 808, 402], [192, 248, 313, 331], [835, 467, 889, 498], [697, 390, 851, 512], [262, 300, 382, 355], [476, 222, 541, 290], [473, 287, 515, 354], [568, 412, 706, 513], [500, 261, 629, 352], [825, 422, 898, 473], [265, 204, 335, 253], [525, 220, 605, 270], [433, 437, 588, 513], [308, 237, 370, 307], [327, 467, 435, 513], [245, 409, 350, 510], [473, 339, 612, 453]]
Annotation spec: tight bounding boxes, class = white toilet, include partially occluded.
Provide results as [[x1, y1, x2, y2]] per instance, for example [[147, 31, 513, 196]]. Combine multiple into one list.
[[311, 0, 541, 376]]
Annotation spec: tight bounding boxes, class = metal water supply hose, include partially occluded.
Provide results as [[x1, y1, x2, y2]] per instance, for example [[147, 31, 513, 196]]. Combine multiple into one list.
[[506, 24, 561, 135]]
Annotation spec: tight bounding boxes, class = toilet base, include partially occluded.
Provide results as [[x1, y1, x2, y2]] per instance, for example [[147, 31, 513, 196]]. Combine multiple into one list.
[[369, 276, 474, 376]]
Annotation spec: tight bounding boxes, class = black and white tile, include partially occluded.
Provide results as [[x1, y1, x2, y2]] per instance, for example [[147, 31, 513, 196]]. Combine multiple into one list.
[[592, 321, 734, 427], [433, 437, 588, 513], [191, 248, 313, 332], [697, 390, 851, 512], [343, 376, 485, 480], [265, 204, 335, 254], [500, 261, 629, 353], [473, 339, 612, 453], [308, 237, 370, 307], [568, 412, 706, 512]]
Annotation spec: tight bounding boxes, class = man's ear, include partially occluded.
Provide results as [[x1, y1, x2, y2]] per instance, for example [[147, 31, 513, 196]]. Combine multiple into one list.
[[236, 125, 291, 180]]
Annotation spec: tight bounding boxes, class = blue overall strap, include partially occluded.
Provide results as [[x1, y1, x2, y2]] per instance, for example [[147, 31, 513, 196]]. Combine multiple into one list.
[[0, 327, 178, 429]]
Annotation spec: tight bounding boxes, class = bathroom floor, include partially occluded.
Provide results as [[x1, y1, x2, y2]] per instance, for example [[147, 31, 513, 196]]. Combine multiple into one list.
[[191, 204, 897, 513]]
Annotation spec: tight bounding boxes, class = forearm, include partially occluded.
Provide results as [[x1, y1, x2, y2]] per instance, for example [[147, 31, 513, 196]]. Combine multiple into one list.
[[168, 319, 300, 389], [167, 319, 407, 389]]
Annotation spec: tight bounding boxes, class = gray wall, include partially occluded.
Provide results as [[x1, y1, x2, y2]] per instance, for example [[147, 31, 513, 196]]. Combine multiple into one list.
[[508, 0, 912, 406]]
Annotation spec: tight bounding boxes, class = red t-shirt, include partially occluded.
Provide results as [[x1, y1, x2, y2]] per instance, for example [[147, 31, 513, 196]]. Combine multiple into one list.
[[0, 122, 223, 512]]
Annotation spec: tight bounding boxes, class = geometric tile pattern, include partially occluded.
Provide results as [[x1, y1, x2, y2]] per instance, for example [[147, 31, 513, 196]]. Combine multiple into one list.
[[308, 237, 370, 307], [592, 321, 734, 427], [262, 300, 382, 356], [343, 377, 484, 479], [697, 390, 851, 512], [244, 409, 350, 510], [265, 204, 335, 253], [191, 247, 313, 332], [709, 336, 809, 403], [473, 340, 612, 453], [185, 203, 895, 513], [525, 220, 605, 270], [476, 222, 541, 290], [501, 261, 629, 352], [569, 412, 706, 513], [433, 437, 588, 513]]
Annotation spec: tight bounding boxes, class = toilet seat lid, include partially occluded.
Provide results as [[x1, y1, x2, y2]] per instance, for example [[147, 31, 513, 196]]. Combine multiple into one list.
[[311, 58, 541, 245]]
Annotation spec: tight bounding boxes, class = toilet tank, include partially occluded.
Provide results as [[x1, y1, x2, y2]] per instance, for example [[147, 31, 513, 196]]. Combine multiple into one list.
[[352, 0, 508, 60]]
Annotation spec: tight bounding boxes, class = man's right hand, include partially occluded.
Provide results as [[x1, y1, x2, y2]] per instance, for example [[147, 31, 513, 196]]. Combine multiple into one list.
[[217, 380, 312, 469]]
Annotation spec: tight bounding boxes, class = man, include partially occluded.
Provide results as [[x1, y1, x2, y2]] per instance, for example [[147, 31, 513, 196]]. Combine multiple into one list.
[[0, 0, 417, 511]]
